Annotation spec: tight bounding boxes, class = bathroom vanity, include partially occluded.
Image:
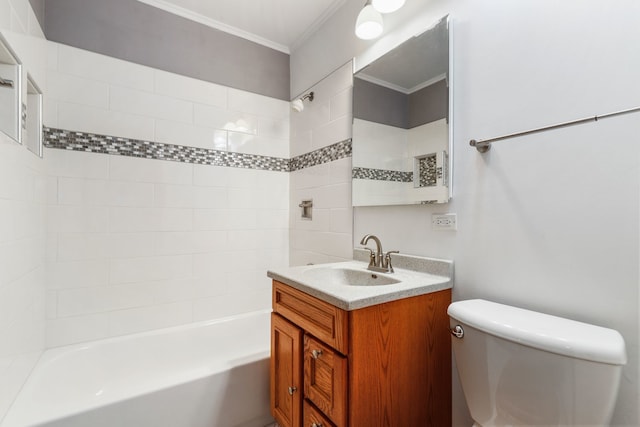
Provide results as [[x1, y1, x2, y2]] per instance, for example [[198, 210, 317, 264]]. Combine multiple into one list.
[[268, 253, 453, 427]]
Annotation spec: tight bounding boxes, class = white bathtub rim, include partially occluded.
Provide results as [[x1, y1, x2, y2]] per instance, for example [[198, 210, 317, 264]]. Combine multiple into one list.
[[46, 308, 273, 354], [2, 309, 272, 427]]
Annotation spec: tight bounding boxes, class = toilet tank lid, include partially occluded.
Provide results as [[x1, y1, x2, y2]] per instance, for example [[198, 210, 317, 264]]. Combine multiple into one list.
[[448, 299, 627, 365]]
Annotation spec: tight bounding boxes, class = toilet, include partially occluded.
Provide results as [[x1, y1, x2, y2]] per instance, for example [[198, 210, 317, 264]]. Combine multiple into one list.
[[448, 299, 627, 426]]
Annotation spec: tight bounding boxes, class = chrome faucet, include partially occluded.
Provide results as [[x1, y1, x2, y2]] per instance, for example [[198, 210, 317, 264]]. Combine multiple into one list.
[[360, 234, 398, 273]]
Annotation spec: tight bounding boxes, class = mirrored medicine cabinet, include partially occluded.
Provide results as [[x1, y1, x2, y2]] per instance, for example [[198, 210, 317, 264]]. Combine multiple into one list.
[[352, 15, 452, 206]]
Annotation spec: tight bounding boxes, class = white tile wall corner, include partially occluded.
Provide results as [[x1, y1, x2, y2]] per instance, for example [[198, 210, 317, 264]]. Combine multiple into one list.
[[290, 62, 353, 157], [288, 62, 353, 267], [289, 156, 352, 265], [0, 133, 47, 422], [0, 3, 48, 418], [46, 42, 290, 159], [45, 149, 290, 347]]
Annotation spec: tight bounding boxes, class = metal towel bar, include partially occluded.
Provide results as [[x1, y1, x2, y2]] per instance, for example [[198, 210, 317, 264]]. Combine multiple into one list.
[[470, 105, 640, 153]]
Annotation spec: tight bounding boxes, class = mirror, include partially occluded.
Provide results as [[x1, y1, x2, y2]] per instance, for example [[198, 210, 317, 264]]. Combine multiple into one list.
[[352, 15, 452, 206]]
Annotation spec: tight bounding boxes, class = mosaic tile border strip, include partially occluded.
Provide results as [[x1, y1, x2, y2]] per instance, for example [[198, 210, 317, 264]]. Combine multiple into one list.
[[289, 139, 352, 172], [352, 166, 413, 182], [44, 127, 290, 171], [44, 128, 352, 172]]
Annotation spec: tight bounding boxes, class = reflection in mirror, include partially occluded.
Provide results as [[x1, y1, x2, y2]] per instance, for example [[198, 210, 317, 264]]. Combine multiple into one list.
[[0, 32, 22, 144], [352, 15, 452, 206]]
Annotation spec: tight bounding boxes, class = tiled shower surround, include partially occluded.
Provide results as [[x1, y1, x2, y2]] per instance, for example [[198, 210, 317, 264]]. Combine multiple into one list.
[[42, 42, 354, 347]]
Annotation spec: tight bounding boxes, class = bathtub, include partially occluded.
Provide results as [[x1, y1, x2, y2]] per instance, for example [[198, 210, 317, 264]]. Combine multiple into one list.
[[1, 310, 274, 427]]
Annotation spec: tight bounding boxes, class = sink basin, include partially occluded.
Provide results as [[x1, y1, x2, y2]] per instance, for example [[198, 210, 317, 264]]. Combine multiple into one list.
[[302, 266, 400, 286]]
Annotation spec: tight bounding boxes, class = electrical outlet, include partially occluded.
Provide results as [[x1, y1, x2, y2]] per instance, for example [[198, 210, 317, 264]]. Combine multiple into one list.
[[432, 213, 457, 230]]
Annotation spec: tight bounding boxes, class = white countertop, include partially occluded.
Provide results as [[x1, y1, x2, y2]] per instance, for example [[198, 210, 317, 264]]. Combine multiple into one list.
[[267, 258, 452, 311]]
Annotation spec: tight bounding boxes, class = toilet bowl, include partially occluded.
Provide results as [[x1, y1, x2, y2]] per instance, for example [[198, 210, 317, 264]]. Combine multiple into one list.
[[448, 299, 626, 426]]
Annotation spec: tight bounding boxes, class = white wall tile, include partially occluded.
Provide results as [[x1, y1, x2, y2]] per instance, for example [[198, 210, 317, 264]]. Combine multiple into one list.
[[57, 233, 110, 261], [154, 119, 225, 150], [45, 149, 109, 180], [258, 117, 289, 140], [227, 88, 289, 120], [107, 181, 155, 207], [47, 70, 110, 108], [107, 301, 192, 337], [228, 132, 289, 158], [192, 252, 233, 279], [109, 255, 192, 284], [154, 231, 227, 255], [193, 209, 230, 231], [109, 156, 193, 185], [311, 115, 352, 151], [46, 313, 109, 347], [330, 208, 353, 234], [57, 43, 155, 91], [47, 205, 109, 233], [57, 102, 156, 142], [192, 288, 270, 321], [0, 0, 12, 29], [7, 0, 28, 33], [107, 233, 155, 258], [193, 186, 228, 209], [154, 70, 227, 108], [46, 259, 109, 290], [193, 164, 229, 187], [109, 86, 193, 124], [109, 207, 193, 232], [154, 184, 194, 208], [330, 87, 353, 121], [193, 103, 258, 134]]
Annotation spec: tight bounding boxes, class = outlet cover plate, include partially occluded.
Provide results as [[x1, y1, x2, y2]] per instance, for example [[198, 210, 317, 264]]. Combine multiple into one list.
[[432, 213, 457, 231]]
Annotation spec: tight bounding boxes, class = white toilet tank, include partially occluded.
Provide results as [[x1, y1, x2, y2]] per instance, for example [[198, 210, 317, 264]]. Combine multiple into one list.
[[448, 299, 627, 427]]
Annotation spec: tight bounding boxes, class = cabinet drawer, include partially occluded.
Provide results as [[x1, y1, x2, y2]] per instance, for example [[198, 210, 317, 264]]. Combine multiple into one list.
[[304, 400, 336, 427], [304, 335, 347, 427], [273, 281, 348, 354]]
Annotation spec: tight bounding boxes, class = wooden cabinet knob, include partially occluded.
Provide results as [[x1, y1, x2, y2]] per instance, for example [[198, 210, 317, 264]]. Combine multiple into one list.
[[311, 349, 323, 359], [288, 386, 297, 395]]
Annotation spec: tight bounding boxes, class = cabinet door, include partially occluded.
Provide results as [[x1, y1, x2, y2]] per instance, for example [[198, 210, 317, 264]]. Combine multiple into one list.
[[271, 313, 303, 427], [304, 335, 347, 426]]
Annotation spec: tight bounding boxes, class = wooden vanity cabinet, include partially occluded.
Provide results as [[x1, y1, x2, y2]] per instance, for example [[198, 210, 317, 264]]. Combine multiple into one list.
[[270, 280, 452, 427]]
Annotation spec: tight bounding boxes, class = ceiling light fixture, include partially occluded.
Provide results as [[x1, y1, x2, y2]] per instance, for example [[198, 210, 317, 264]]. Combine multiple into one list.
[[355, 1, 383, 40], [372, 0, 405, 14], [291, 91, 314, 113]]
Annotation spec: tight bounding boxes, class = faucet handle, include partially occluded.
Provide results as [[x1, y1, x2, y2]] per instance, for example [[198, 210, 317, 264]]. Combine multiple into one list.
[[384, 250, 399, 273], [362, 247, 376, 267]]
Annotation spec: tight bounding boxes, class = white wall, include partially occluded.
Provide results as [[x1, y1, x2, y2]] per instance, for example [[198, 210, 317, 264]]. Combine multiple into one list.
[[292, 0, 640, 425], [44, 43, 290, 347], [289, 62, 353, 266], [0, 0, 47, 422]]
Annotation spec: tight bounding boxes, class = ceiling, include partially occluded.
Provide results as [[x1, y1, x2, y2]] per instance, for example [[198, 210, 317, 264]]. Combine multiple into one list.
[[136, 0, 347, 54]]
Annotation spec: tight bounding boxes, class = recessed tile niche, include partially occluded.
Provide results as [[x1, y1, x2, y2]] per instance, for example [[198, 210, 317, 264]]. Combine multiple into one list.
[[0, 33, 22, 144]]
